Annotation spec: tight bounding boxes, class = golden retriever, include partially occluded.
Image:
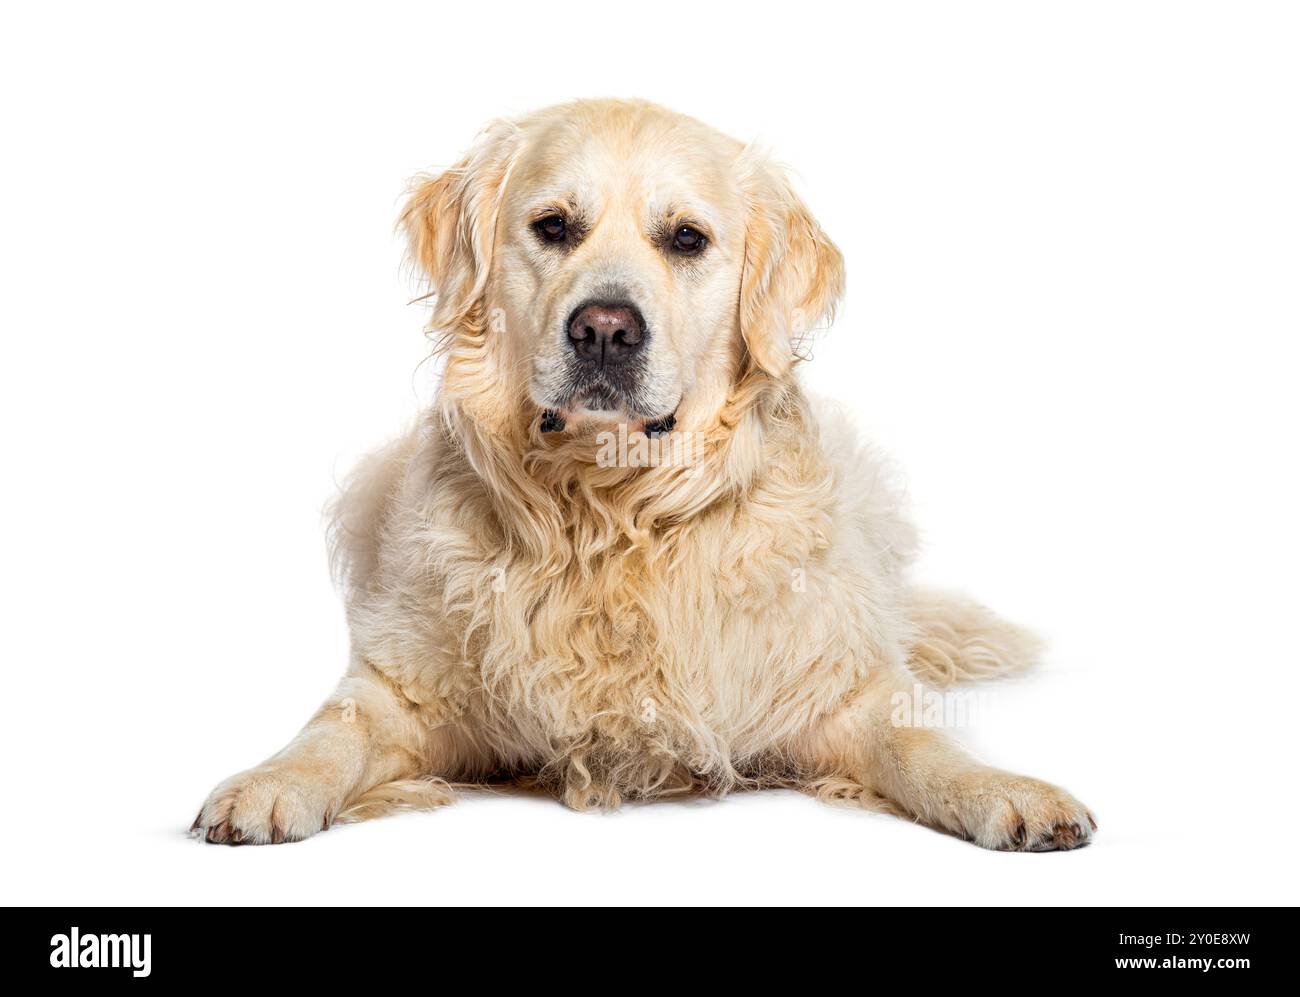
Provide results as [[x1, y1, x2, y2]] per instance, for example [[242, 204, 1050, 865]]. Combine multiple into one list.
[[193, 99, 1095, 850]]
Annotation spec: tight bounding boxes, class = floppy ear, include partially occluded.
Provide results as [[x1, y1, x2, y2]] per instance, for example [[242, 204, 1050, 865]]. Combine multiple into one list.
[[738, 154, 845, 377], [400, 120, 519, 333]]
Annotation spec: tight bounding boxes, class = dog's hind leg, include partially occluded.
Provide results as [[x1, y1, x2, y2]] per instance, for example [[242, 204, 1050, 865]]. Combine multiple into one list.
[[792, 668, 1096, 851]]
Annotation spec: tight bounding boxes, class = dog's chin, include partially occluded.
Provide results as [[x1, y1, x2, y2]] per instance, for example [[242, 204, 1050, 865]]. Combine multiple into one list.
[[569, 400, 641, 426], [531, 369, 682, 434], [536, 391, 676, 436], [547, 402, 648, 432]]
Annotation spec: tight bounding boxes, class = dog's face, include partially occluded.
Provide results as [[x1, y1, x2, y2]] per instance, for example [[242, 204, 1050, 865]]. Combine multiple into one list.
[[499, 107, 747, 426], [403, 100, 844, 432]]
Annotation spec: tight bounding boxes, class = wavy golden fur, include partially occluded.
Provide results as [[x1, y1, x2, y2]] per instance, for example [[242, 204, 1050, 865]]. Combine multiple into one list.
[[194, 99, 1095, 851]]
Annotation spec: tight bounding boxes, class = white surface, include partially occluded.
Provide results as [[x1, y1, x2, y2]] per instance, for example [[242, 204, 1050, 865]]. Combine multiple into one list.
[[2, 1, 1297, 906]]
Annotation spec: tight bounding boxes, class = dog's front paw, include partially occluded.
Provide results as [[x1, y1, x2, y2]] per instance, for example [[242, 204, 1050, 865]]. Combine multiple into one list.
[[955, 771, 1097, 852], [192, 764, 337, 845]]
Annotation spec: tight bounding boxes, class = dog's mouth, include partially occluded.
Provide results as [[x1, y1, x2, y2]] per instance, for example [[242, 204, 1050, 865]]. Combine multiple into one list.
[[569, 381, 627, 413], [539, 403, 678, 437], [539, 366, 676, 434]]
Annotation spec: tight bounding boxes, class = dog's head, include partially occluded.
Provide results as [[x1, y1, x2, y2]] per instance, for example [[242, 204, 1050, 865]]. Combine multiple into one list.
[[402, 100, 842, 435]]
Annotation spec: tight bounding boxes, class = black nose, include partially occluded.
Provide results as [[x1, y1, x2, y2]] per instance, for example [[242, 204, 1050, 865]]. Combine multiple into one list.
[[567, 301, 645, 366]]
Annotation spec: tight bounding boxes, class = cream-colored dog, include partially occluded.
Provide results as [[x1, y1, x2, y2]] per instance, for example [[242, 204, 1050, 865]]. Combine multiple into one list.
[[194, 99, 1095, 850]]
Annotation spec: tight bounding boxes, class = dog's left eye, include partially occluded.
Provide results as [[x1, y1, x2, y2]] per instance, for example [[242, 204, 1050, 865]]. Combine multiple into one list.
[[671, 225, 706, 254]]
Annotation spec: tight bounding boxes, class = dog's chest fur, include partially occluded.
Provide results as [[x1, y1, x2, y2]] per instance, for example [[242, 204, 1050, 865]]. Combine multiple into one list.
[[344, 410, 910, 806], [472, 517, 868, 802]]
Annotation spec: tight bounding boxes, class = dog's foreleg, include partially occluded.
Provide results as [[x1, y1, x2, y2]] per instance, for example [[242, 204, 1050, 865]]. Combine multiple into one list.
[[796, 670, 1096, 851], [192, 663, 436, 844]]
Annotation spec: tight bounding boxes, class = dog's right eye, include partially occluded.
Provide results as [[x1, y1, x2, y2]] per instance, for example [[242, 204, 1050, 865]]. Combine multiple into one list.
[[532, 215, 567, 244]]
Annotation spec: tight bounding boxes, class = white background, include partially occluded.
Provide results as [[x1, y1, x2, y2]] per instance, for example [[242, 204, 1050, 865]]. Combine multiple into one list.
[[3, 1, 1298, 906]]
